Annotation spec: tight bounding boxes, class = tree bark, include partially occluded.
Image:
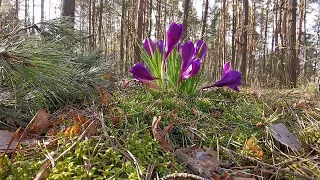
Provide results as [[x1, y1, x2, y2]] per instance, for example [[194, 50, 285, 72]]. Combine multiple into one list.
[[240, 0, 249, 85], [41, 0, 44, 21], [120, 0, 126, 76], [15, 0, 19, 26], [98, 0, 103, 50], [61, 0, 75, 19], [201, 0, 209, 39], [134, 0, 144, 63], [182, 0, 190, 40], [287, 0, 298, 88], [231, 0, 236, 68], [148, 0, 152, 38]]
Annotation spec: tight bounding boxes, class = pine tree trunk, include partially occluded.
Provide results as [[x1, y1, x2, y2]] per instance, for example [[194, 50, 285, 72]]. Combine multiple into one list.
[[182, 0, 190, 40], [148, 0, 152, 38], [41, 0, 44, 21], [287, 0, 298, 88], [201, 0, 209, 39], [135, 0, 144, 63], [61, 0, 75, 23], [231, 0, 236, 68], [15, 0, 19, 26], [120, 0, 126, 76], [98, 0, 103, 50], [240, 0, 248, 85]]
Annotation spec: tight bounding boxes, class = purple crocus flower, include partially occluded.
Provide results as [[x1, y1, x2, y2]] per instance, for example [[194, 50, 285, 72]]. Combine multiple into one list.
[[143, 39, 155, 56], [202, 62, 242, 92], [156, 40, 164, 54], [164, 22, 184, 64], [179, 42, 202, 82], [195, 40, 208, 60], [130, 63, 158, 82], [181, 58, 201, 80]]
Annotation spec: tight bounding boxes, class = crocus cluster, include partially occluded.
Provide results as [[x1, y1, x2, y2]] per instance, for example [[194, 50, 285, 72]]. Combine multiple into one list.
[[130, 22, 242, 93]]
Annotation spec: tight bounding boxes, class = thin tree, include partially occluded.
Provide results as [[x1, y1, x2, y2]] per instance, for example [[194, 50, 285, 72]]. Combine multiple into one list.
[[98, 0, 103, 50], [135, 0, 144, 62], [286, 0, 298, 87], [15, 0, 19, 26], [182, 0, 191, 40], [201, 0, 209, 39], [240, 0, 249, 84], [41, 0, 44, 21], [120, 0, 126, 76]]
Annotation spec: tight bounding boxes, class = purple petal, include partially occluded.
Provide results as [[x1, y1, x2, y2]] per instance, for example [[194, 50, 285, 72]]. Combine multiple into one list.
[[202, 70, 242, 92], [156, 40, 164, 54], [163, 22, 184, 64], [223, 61, 231, 75], [181, 42, 195, 71], [142, 39, 155, 56], [130, 63, 157, 82], [195, 40, 208, 59], [181, 59, 202, 80]]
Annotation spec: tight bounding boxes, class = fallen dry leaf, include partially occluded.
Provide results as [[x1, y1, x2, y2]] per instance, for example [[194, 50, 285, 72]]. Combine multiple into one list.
[[111, 116, 120, 126], [152, 116, 174, 152], [72, 110, 86, 124], [29, 109, 52, 135], [293, 100, 308, 110], [64, 123, 82, 136], [247, 137, 263, 159], [268, 123, 301, 151], [0, 130, 20, 153], [64, 111, 87, 136]]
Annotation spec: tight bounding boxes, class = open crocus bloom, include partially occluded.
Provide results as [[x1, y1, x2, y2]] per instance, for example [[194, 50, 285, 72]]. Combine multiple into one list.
[[130, 63, 158, 82], [179, 41, 204, 83], [203, 62, 242, 92]]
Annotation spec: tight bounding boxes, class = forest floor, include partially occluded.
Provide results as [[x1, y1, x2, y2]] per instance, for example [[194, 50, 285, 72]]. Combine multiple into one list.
[[1, 84, 320, 180]]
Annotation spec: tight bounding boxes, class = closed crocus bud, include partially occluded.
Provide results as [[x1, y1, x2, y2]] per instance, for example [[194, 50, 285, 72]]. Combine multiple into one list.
[[130, 63, 158, 82], [195, 40, 208, 60], [142, 39, 155, 56], [163, 22, 184, 64], [156, 40, 164, 54]]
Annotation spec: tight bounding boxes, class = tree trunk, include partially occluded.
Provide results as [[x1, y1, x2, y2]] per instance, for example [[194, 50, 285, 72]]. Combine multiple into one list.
[[240, 0, 249, 85], [263, 0, 270, 76], [98, 0, 103, 50], [61, 0, 75, 22], [32, 0, 35, 34], [25, 0, 28, 30], [200, 0, 209, 39], [148, 0, 152, 38], [92, 0, 96, 48], [134, 0, 144, 63], [120, 0, 126, 76], [41, 0, 44, 21], [303, 0, 307, 78], [182, 0, 190, 40], [287, 0, 298, 88], [231, 0, 236, 68], [15, 0, 19, 26]]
